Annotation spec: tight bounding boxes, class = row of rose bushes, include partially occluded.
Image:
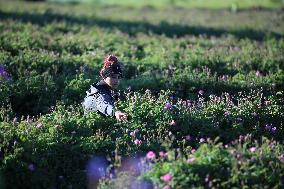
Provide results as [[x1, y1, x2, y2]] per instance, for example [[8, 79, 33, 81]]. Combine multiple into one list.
[[1, 30, 283, 81], [1, 35, 283, 78], [99, 136, 284, 189], [1, 66, 283, 116], [0, 89, 283, 188], [1, 15, 283, 116]]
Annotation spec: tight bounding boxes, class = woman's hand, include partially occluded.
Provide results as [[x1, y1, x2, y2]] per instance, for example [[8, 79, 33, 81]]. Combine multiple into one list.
[[115, 111, 127, 121]]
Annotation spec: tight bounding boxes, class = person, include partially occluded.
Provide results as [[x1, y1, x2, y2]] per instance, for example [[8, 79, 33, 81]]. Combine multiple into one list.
[[82, 54, 127, 121]]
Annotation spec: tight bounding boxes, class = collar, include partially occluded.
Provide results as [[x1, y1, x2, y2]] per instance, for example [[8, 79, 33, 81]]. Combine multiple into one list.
[[96, 80, 115, 92]]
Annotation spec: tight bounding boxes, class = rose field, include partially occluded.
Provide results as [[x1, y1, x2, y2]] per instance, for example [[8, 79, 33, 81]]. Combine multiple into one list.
[[0, 0, 284, 189]]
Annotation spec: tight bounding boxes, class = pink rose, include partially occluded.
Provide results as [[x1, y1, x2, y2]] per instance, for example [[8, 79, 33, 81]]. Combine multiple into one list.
[[199, 138, 205, 143], [160, 173, 172, 182], [256, 70, 262, 77], [146, 151, 156, 160], [163, 185, 170, 189], [185, 135, 191, 141], [163, 102, 171, 111], [187, 157, 196, 163], [36, 123, 43, 128], [134, 139, 141, 145], [159, 151, 166, 158], [169, 120, 176, 126], [249, 147, 256, 153]]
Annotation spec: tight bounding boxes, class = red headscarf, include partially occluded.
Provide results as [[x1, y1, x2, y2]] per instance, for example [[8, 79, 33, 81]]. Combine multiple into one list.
[[100, 54, 122, 78]]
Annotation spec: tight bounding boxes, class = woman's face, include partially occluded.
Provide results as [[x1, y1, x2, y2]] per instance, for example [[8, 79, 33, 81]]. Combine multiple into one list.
[[104, 74, 120, 89]]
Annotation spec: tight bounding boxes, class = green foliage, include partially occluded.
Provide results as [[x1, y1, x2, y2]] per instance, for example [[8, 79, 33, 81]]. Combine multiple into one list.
[[0, 0, 284, 188], [141, 137, 284, 189]]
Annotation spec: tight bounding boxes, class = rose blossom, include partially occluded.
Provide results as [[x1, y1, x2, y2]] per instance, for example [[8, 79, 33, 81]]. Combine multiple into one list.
[[187, 157, 196, 163], [146, 151, 156, 160], [134, 139, 141, 145], [160, 173, 172, 182], [159, 151, 166, 158], [163, 186, 170, 189], [249, 147, 256, 153], [163, 102, 171, 111], [169, 120, 176, 126]]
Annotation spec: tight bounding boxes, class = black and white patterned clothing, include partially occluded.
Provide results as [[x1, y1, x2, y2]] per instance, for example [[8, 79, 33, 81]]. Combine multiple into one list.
[[82, 80, 119, 117]]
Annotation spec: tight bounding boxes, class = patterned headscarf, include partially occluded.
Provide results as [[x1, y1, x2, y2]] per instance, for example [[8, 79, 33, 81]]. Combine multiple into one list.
[[100, 54, 123, 79]]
